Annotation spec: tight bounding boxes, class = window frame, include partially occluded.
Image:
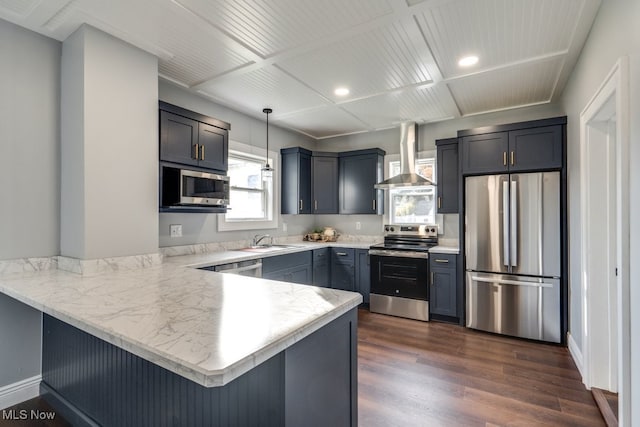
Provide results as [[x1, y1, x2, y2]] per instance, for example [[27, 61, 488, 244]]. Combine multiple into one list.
[[217, 141, 279, 232]]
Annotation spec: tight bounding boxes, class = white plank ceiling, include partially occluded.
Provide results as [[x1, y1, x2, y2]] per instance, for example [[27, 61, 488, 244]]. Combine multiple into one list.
[[1, 0, 601, 139]]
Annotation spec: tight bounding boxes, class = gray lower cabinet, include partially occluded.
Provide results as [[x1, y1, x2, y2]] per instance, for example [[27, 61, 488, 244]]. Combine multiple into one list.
[[331, 248, 356, 291], [355, 249, 370, 304], [262, 251, 312, 284], [312, 248, 331, 287], [429, 253, 458, 319]]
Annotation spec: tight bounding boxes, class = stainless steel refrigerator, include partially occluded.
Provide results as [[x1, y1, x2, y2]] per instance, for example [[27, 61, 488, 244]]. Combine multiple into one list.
[[465, 172, 561, 343]]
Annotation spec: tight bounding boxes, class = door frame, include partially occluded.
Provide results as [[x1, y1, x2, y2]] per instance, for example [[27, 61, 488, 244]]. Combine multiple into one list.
[[579, 57, 630, 425]]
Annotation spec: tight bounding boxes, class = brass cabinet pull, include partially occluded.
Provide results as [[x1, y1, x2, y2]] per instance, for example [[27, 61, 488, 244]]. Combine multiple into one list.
[[503, 151, 507, 166], [200, 145, 205, 160], [299, 199, 303, 211], [193, 144, 199, 160], [437, 196, 442, 209], [511, 151, 515, 166], [435, 259, 449, 263]]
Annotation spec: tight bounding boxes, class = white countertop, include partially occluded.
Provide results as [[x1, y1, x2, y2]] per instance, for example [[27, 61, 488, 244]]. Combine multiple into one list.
[[428, 245, 460, 254], [0, 259, 362, 388]]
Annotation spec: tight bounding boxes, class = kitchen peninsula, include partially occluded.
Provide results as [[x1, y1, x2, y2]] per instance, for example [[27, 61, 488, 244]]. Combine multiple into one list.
[[0, 254, 361, 426]]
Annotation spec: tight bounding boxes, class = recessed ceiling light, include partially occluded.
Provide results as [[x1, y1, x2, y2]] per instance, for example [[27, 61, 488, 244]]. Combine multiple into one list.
[[458, 55, 479, 67], [334, 87, 350, 96]]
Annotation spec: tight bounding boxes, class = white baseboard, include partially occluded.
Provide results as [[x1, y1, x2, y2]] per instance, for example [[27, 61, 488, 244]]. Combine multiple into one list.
[[567, 332, 585, 382], [0, 375, 41, 410]]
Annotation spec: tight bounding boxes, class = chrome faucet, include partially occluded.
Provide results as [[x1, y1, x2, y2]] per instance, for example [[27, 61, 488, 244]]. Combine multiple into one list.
[[252, 234, 272, 247]]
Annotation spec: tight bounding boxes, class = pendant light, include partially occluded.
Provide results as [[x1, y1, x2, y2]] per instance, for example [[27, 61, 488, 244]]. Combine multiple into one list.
[[261, 108, 274, 182]]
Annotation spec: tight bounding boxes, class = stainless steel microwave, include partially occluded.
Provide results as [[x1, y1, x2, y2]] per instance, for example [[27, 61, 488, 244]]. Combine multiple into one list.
[[161, 167, 230, 207]]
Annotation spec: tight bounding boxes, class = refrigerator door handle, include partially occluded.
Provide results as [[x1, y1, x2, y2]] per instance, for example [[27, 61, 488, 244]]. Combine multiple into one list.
[[470, 276, 554, 288], [502, 181, 509, 267], [511, 180, 518, 267]]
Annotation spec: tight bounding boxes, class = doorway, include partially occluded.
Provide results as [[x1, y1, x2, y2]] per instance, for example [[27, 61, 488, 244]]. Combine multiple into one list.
[[579, 57, 630, 425]]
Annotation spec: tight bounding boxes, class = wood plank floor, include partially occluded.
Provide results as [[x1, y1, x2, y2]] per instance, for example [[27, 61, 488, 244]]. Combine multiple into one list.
[[358, 309, 606, 427]]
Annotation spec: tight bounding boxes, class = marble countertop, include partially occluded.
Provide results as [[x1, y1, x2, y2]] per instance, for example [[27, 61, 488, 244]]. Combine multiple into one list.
[[428, 245, 460, 254], [0, 262, 362, 388]]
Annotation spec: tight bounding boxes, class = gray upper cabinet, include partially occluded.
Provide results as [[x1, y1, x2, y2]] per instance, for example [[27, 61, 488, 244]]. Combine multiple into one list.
[[460, 118, 566, 175], [461, 132, 509, 175], [339, 149, 385, 215], [435, 138, 459, 214], [312, 153, 339, 214], [508, 125, 563, 172], [281, 147, 312, 214], [159, 102, 230, 173]]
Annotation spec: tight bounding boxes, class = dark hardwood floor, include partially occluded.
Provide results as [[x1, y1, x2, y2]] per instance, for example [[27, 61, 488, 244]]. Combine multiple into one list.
[[358, 309, 606, 427]]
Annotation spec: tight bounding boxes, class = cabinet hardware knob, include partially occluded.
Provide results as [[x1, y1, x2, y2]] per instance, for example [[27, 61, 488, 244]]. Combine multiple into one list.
[[299, 199, 303, 211], [503, 151, 507, 166], [511, 151, 515, 166], [193, 144, 199, 160], [201, 145, 205, 161]]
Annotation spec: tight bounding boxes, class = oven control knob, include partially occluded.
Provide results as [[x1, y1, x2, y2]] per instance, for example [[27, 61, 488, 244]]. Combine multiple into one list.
[[385, 226, 389, 232], [390, 227, 395, 232], [430, 227, 435, 233]]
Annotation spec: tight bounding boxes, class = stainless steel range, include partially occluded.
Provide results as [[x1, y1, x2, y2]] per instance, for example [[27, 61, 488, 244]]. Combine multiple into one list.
[[369, 224, 438, 321]]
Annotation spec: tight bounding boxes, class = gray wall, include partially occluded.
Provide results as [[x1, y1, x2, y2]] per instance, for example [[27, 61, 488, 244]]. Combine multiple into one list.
[[559, 0, 640, 352], [158, 81, 317, 246], [0, 19, 60, 260], [0, 295, 41, 386], [0, 19, 57, 389], [61, 25, 159, 259]]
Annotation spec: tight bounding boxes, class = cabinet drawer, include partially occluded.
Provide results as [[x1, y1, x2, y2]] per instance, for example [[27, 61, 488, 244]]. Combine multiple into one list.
[[331, 248, 355, 263], [429, 253, 457, 267]]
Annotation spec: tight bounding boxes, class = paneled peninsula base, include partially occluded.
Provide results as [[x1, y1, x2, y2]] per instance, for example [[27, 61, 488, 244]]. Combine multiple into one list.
[[40, 310, 357, 427]]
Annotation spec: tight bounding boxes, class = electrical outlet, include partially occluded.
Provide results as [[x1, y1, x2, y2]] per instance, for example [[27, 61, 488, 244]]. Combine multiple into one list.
[[282, 222, 288, 232], [356, 221, 361, 230], [170, 224, 182, 238]]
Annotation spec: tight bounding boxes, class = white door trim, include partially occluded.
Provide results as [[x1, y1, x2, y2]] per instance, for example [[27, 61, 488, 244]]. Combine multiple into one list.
[[579, 56, 631, 426]]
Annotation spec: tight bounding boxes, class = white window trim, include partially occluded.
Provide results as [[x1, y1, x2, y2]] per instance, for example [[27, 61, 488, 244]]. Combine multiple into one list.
[[383, 149, 436, 225], [217, 140, 280, 232]]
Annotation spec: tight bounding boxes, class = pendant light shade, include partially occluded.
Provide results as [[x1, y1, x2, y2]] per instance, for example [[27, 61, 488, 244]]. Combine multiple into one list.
[[261, 107, 274, 182]]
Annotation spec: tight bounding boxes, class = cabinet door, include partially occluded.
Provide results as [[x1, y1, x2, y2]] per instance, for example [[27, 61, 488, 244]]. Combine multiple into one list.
[[287, 264, 312, 285], [197, 122, 228, 172], [339, 154, 382, 214], [461, 132, 508, 175], [509, 125, 563, 172], [355, 249, 370, 304], [436, 141, 459, 213], [331, 248, 355, 291], [160, 111, 199, 167], [312, 156, 338, 214], [281, 150, 312, 214], [313, 248, 331, 287], [429, 254, 457, 317]]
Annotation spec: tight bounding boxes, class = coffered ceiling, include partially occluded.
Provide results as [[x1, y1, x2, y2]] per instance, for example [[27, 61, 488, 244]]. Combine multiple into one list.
[[0, 0, 601, 139]]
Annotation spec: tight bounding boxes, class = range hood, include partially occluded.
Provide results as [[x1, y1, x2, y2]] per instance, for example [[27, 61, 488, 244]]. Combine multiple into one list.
[[375, 121, 435, 189]]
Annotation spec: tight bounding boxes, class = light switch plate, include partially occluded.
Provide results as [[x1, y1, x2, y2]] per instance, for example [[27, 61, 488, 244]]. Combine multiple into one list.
[[170, 224, 182, 238]]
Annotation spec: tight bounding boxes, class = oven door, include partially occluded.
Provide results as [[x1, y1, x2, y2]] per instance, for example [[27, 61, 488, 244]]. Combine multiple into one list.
[[369, 252, 429, 300]]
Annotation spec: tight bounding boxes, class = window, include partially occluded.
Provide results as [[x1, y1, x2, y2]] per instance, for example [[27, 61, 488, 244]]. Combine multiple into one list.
[[226, 153, 270, 220], [387, 156, 436, 224], [218, 145, 278, 231]]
